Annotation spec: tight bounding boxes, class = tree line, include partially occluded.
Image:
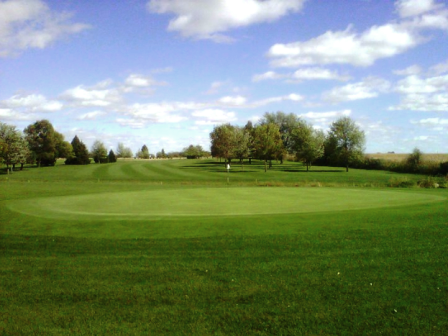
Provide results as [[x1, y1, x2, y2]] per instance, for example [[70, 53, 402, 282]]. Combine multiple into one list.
[[210, 112, 365, 172], [0, 119, 213, 173]]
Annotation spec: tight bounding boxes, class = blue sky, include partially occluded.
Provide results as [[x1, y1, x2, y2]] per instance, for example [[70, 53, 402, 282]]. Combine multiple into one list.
[[1, 0, 447, 154]]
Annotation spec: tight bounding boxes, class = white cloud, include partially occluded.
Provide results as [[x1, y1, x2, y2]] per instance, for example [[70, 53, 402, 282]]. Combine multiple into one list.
[[267, 0, 448, 68], [60, 84, 122, 107], [147, 0, 305, 42], [116, 118, 146, 129], [0, 0, 90, 57], [428, 59, 448, 75], [217, 95, 247, 106], [252, 71, 286, 82], [391, 73, 448, 111], [0, 107, 36, 120], [299, 109, 351, 126], [411, 117, 448, 125], [192, 109, 237, 125], [252, 68, 350, 82], [291, 68, 351, 81], [122, 74, 166, 94], [268, 24, 418, 68], [76, 111, 107, 120], [393, 64, 422, 76], [251, 93, 303, 107], [396, 0, 443, 18], [2, 93, 63, 112], [124, 102, 197, 123], [323, 78, 390, 103]]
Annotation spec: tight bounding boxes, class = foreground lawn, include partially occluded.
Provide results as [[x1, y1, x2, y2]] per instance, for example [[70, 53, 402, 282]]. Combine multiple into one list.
[[1, 160, 447, 334]]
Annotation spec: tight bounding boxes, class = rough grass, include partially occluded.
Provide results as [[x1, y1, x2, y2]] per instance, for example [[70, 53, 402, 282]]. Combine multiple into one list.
[[366, 153, 448, 163], [1, 159, 448, 335]]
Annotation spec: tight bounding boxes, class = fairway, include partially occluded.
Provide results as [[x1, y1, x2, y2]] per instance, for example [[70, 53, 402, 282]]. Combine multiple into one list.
[[7, 187, 445, 220]]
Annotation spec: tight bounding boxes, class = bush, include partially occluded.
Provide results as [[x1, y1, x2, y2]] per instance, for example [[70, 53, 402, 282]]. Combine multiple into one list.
[[388, 177, 415, 188], [418, 176, 439, 188]]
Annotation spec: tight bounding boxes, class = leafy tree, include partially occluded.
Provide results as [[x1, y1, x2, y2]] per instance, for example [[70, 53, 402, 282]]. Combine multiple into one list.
[[0, 123, 29, 172], [291, 122, 325, 171], [183, 144, 204, 159], [252, 123, 284, 172], [327, 117, 365, 172], [210, 124, 236, 163], [66, 135, 90, 165], [91, 140, 108, 163], [137, 144, 150, 159], [260, 112, 302, 157], [116, 142, 133, 158], [406, 147, 423, 171], [108, 149, 117, 163], [24, 119, 57, 167], [54, 131, 73, 159], [232, 126, 250, 169]]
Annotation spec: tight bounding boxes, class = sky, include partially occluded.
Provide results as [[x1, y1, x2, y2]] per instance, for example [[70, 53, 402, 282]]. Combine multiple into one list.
[[1, 0, 447, 154]]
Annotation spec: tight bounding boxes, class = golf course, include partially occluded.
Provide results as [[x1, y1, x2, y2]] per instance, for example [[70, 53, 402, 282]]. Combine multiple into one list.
[[1, 159, 447, 334]]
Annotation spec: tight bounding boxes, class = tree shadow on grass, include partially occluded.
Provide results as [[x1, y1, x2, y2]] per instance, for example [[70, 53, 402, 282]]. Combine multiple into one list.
[[281, 169, 345, 173]]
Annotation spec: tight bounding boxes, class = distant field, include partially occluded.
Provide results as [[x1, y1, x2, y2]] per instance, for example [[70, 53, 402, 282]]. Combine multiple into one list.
[[1, 159, 447, 335], [366, 153, 448, 162]]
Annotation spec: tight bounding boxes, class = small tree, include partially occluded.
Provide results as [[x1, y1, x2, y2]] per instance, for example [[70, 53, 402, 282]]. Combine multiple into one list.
[[233, 126, 250, 169], [406, 148, 423, 172], [138, 145, 150, 159], [210, 124, 236, 163], [23, 119, 57, 167], [291, 122, 325, 171], [66, 135, 90, 165], [327, 117, 365, 172], [116, 142, 133, 158], [108, 149, 117, 163], [91, 140, 108, 163], [252, 123, 285, 172]]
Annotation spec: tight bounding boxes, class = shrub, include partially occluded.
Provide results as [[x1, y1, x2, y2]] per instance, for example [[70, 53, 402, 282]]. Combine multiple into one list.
[[418, 176, 439, 188], [388, 177, 415, 188]]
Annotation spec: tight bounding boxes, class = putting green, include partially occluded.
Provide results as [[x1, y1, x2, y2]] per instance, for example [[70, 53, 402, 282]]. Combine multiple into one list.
[[6, 187, 446, 220]]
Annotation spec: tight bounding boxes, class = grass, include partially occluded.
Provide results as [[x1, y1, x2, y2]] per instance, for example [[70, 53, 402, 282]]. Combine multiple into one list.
[[1, 159, 448, 335]]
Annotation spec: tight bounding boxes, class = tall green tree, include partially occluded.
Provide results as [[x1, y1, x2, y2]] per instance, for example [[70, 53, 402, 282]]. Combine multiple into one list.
[[232, 126, 250, 169], [116, 142, 133, 158], [23, 119, 57, 166], [91, 140, 108, 163], [182, 144, 204, 159], [252, 123, 285, 172], [0, 123, 29, 172], [327, 117, 365, 172], [54, 131, 73, 159], [66, 135, 90, 165], [291, 122, 325, 171], [138, 145, 150, 159], [260, 112, 302, 157], [210, 124, 236, 163], [108, 149, 117, 163]]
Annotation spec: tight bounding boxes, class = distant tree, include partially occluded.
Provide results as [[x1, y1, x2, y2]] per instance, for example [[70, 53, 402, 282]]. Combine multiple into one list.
[[156, 148, 167, 159], [116, 142, 133, 158], [108, 149, 117, 163], [182, 144, 204, 159], [233, 126, 250, 169], [54, 131, 73, 159], [91, 140, 108, 163], [327, 117, 365, 172], [23, 119, 57, 167], [0, 123, 29, 172], [406, 148, 423, 172], [137, 144, 150, 159], [291, 122, 325, 171], [260, 112, 302, 158], [66, 135, 90, 165], [252, 123, 284, 172], [210, 124, 236, 163]]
